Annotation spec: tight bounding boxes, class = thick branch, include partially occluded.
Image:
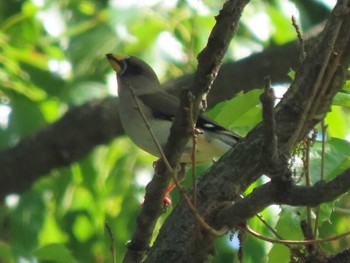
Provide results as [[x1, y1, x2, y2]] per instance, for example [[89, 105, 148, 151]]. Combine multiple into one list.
[[215, 167, 350, 228], [165, 0, 251, 166], [123, 1, 250, 262], [145, 1, 350, 262], [0, 98, 122, 200]]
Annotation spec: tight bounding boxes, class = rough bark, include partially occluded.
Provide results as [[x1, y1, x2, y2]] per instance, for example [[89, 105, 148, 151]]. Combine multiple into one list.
[[145, 1, 350, 262]]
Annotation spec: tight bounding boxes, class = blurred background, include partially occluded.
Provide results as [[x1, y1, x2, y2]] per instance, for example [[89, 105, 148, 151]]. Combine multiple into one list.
[[1, 0, 350, 262]]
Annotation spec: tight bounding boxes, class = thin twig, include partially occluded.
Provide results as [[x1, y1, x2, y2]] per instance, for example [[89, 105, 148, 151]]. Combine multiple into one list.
[[313, 207, 320, 239], [128, 81, 215, 233], [333, 207, 350, 215], [288, 8, 345, 148], [123, 81, 189, 263], [188, 92, 197, 207], [126, 81, 194, 208], [304, 137, 314, 239], [242, 224, 350, 245], [320, 120, 327, 181], [176, 181, 228, 237], [105, 222, 117, 263], [160, 159, 227, 236], [313, 120, 328, 237], [291, 15, 305, 61], [127, 81, 222, 236], [125, 82, 174, 174], [255, 214, 291, 248], [146, 0, 350, 258]]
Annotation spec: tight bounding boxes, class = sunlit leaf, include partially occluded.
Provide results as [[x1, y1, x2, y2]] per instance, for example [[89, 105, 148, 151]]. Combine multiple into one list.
[[207, 89, 263, 135], [267, 206, 304, 262], [73, 215, 94, 242], [34, 243, 78, 263], [0, 1, 348, 262], [332, 92, 350, 107], [325, 106, 349, 139], [309, 138, 350, 181], [267, 5, 296, 44], [287, 69, 296, 80], [343, 80, 350, 92]]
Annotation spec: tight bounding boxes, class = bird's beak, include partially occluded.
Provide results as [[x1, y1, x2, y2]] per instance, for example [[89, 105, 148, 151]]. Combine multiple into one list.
[[106, 53, 129, 74]]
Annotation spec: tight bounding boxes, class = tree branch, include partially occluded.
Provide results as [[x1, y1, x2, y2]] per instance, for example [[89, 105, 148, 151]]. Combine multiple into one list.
[[0, 23, 326, 200], [145, 1, 350, 262], [215, 167, 350, 229], [0, 98, 123, 200], [123, 1, 250, 262]]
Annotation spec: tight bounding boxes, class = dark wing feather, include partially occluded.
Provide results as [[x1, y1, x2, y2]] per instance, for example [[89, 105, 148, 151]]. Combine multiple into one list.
[[139, 90, 241, 144], [196, 115, 241, 145], [139, 90, 179, 121]]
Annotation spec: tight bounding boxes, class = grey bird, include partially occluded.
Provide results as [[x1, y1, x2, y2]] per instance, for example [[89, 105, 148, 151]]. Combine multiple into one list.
[[106, 53, 240, 163]]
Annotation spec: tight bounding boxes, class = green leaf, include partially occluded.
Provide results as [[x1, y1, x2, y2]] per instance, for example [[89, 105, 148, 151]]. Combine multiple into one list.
[[325, 106, 349, 138], [66, 24, 118, 80], [8, 47, 49, 71], [73, 215, 94, 242], [34, 244, 79, 263], [275, 206, 304, 239], [39, 99, 61, 122], [268, 244, 290, 263], [309, 138, 350, 181], [207, 89, 263, 135], [9, 94, 46, 137], [9, 191, 46, 253], [316, 202, 334, 227], [343, 80, 350, 93], [287, 69, 296, 80], [267, 206, 304, 263], [267, 5, 296, 44], [332, 92, 350, 107]]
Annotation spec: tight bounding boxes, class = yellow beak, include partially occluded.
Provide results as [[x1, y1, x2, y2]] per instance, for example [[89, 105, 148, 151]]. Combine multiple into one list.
[[106, 53, 129, 73]]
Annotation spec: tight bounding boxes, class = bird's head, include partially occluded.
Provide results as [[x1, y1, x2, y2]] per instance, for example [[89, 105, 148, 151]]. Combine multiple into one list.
[[106, 54, 160, 87]]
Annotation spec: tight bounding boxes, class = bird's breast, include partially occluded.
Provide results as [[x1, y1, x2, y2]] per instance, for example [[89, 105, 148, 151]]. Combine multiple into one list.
[[118, 88, 172, 158]]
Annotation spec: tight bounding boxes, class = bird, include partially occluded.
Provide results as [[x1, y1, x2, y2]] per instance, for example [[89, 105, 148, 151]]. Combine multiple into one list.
[[106, 53, 240, 164]]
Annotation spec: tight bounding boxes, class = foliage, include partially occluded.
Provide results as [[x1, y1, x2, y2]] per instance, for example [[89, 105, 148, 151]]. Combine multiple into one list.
[[0, 0, 349, 262]]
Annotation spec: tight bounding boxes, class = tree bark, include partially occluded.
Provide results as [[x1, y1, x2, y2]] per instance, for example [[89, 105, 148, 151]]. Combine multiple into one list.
[[145, 1, 350, 262]]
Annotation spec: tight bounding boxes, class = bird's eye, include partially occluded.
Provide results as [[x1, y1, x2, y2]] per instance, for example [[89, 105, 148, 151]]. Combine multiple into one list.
[[128, 64, 143, 75]]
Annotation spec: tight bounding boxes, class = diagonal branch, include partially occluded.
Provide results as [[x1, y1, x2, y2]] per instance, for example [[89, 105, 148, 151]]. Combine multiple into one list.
[[0, 98, 123, 200], [145, 1, 350, 262], [215, 167, 350, 229], [123, 1, 251, 262]]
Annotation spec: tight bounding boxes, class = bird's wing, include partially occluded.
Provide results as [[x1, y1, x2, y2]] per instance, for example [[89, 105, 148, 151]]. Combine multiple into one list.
[[196, 115, 241, 145], [138, 89, 180, 120], [139, 89, 241, 144]]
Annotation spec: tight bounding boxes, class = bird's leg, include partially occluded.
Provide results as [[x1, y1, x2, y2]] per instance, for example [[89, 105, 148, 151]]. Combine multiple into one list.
[[163, 163, 187, 206]]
